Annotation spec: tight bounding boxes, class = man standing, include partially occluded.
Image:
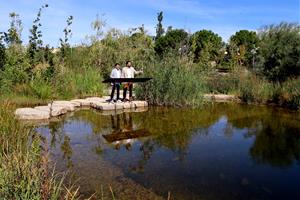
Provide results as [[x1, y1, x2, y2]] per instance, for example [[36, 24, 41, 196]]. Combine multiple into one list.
[[108, 63, 122, 102], [121, 61, 143, 102]]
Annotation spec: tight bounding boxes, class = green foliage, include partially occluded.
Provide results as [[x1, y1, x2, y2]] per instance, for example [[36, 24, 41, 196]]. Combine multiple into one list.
[[0, 103, 79, 200], [56, 66, 104, 98], [0, 45, 30, 92], [136, 56, 205, 106], [229, 30, 258, 66], [2, 12, 23, 46], [256, 22, 300, 82], [205, 72, 239, 94], [0, 42, 6, 70], [59, 15, 73, 60], [191, 30, 223, 63], [154, 29, 189, 56], [28, 4, 48, 66], [279, 78, 300, 109], [155, 11, 164, 40], [230, 30, 258, 48], [87, 27, 154, 77], [29, 75, 53, 100]]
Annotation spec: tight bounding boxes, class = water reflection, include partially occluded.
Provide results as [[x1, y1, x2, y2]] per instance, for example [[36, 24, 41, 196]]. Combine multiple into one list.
[[104, 113, 152, 151], [37, 104, 300, 199]]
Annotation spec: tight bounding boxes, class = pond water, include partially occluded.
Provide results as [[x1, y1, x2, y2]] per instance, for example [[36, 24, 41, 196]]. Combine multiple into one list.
[[36, 103, 300, 200]]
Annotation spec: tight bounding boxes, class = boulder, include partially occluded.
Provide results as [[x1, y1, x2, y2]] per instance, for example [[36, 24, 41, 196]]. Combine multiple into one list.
[[115, 103, 124, 110], [134, 107, 149, 113], [15, 108, 50, 120], [49, 101, 75, 111], [133, 101, 148, 108], [70, 99, 91, 107], [203, 94, 235, 102], [122, 102, 134, 109], [35, 105, 68, 117], [91, 102, 115, 110]]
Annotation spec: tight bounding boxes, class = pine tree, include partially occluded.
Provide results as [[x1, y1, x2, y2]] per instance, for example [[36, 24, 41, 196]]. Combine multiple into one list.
[[155, 11, 164, 40]]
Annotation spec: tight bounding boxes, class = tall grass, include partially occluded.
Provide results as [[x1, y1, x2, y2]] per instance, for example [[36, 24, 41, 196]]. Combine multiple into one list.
[[237, 71, 300, 109], [0, 103, 79, 199], [136, 57, 206, 106], [56, 66, 104, 99]]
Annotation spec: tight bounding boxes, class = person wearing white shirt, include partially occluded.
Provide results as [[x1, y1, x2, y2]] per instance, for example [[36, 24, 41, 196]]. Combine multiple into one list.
[[121, 61, 143, 101], [108, 63, 122, 102]]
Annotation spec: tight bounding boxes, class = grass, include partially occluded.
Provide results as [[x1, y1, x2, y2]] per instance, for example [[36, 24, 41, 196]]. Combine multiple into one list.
[[0, 102, 79, 199], [136, 57, 206, 107]]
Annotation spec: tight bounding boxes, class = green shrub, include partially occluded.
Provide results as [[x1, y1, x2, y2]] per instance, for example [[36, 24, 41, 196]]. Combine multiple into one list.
[[136, 57, 205, 106], [30, 78, 53, 100], [280, 78, 300, 109], [238, 72, 273, 103], [56, 66, 104, 98], [256, 22, 300, 82], [205, 72, 239, 94]]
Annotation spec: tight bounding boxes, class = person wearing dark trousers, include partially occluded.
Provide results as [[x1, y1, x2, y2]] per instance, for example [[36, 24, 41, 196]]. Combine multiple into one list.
[[107, 63, 122, 102], [121, 61, 143, 102]]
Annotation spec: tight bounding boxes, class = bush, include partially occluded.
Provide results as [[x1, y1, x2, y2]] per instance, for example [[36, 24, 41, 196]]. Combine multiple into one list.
[[237, 71, 274, 103], [280, 78, 300, 109], [136, 57, 205, 106], [56, 66, 104, 98], [256, 22, 300, 82], [204, 71, 239, 94], [29, 75, 53, 100], [0, 42, 5, 70]]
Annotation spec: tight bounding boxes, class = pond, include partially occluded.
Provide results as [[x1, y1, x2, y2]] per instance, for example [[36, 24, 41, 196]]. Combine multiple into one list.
[[36, 103, 300, 200]]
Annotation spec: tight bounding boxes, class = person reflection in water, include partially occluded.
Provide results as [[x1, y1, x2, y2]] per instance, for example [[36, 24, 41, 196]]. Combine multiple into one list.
[[110, 113, 135, 151]]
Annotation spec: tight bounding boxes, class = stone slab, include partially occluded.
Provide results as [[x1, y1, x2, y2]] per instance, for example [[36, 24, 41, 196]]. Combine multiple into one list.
[[203, 94, 235, 102], [91, 102, 116, 110], [15, 108, 50, 120], [35, 105, 68, 117], [70, 99, 91, 107], [49, 101, 75, 111]]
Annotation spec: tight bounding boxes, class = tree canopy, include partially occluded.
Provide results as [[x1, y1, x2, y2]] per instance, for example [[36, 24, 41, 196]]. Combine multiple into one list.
[[154, 29, 189, 56], [190, 30, 223, 63], [256, 22, 300, 82]]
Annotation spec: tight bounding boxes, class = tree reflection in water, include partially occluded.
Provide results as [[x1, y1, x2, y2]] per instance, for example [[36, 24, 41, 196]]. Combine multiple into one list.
[[41, 103, 300, 170]]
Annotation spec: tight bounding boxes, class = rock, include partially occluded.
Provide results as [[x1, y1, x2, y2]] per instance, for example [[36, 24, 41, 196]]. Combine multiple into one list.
[[15, 108, 50, 120], [133, 101, 148, 108], [50, 101, 75, 111], [85, 97, 105, 101], [203, 94, 235, 102], [122, 102, 134, 109], [69, 101, 81, 107], [134, 107, 149, 112], [70, 99, 91, 107], [35, 105, 68, 117], [115, 103, 124, 110], [91, 102, 115, 110]]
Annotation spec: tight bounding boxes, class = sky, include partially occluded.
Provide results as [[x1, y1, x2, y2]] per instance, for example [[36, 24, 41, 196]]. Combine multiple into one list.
[[0, 0, 299, 46]]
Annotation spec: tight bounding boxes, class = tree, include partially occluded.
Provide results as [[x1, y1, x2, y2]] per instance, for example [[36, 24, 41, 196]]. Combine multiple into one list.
[[59, 15, 73, 61], [230, 30, 258, 66], [90, 14, 106, 42], [154, 29, 189, 56], [0, 41, 5, 70], [2, 12, 23, 46], [27, 4, 48, 66], [190, 30, 223, 63], [256, 22, 300, 82], [155, 11, 164, 40]]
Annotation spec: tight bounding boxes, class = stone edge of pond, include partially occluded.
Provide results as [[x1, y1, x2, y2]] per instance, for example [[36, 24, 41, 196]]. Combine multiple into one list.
[[203, 94, 237, 102], [14, 96, 149, 121]]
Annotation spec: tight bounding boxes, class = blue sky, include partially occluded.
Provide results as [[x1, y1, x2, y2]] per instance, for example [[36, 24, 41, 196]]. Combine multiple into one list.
[[0, 0, 299, 46]]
